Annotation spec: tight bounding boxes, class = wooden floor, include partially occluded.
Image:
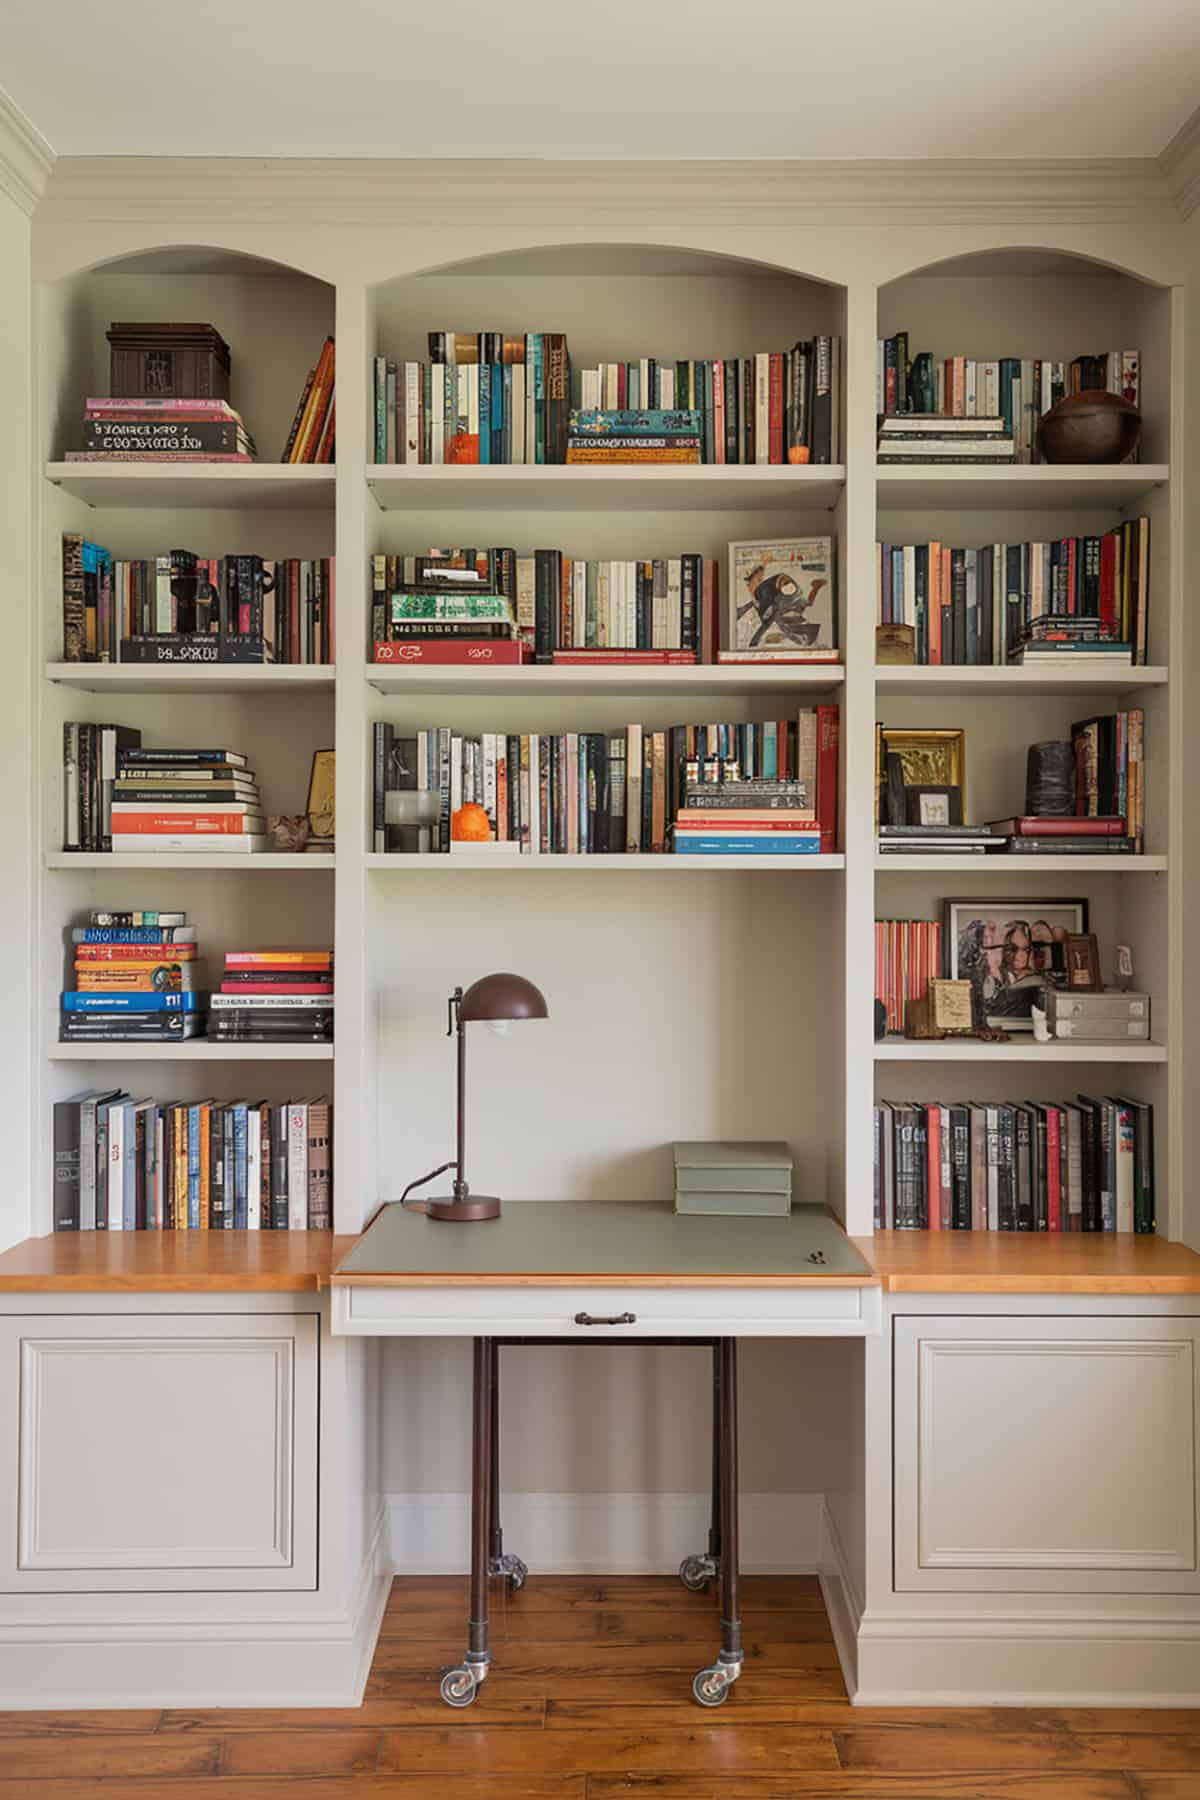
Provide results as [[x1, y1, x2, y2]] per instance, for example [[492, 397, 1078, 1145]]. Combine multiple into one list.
[[0, 1575, 1198, 1798]]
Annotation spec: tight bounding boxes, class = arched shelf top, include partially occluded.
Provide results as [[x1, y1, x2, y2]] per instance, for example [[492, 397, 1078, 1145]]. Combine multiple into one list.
[[879, 244, 1169, 293], [368, 239, 845, 294], [41, 241, 335, 290]]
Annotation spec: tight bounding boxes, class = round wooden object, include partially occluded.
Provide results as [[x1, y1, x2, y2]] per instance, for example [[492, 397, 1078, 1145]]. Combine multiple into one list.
[[1036, 389, 1141, 464]]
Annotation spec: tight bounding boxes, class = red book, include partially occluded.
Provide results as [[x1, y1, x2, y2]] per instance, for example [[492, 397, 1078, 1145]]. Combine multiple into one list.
[[925, 1105, 943, 1231], [220, 982, 333, 995], [1045, 1107, 1063, 1231], [713, 362, 725, 467], [373, 641, 529, 666], [768, 353, 784, 464], [110, 811, 262, 834], [551, 650, 696, 666], [987, 816, 1125, 837], [815, 704, 839, 854], [224, 953, 331, 968], [1099, 534, 1118, 633], [75, 943, 197, 961], [674, 820, 817, 833]]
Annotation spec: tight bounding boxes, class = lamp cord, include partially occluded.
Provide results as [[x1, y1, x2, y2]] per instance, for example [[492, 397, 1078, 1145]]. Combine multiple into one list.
[[399, 1161, 457, 1205]]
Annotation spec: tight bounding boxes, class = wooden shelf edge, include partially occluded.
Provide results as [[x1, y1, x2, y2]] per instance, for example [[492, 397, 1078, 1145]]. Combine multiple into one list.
[[856, 1233, 1200, 1294]]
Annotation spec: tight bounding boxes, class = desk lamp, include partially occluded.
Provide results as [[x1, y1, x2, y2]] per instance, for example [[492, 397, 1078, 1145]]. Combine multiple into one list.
[[403, 972, 549, 1222]]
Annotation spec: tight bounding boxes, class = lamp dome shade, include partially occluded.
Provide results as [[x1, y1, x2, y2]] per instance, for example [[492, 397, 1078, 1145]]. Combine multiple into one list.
[[459, 972, 548, 1023]]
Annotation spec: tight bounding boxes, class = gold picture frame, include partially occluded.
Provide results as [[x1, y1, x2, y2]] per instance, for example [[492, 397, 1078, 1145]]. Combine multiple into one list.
[[876, 726, 966, 826]]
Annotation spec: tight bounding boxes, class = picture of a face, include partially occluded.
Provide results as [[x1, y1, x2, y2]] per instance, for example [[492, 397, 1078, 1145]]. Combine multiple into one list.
[[949, 902, 1087, 1029]]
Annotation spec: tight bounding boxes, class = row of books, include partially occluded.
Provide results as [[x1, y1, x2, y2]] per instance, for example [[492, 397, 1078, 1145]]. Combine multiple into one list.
[[875, 339, 1140, 459], [65, 395, 257, 465], [62, 738, 269, 856], [52, 1090, 332, 1231], [370, 549, 718, 662], [61, 537, 335, 666], [209, 950, 333, 1045], [62, 912, 205, 1043], [875, 920, 944, 1037], [371, 333, 842, 465], [372, 709, 839, 855], [283, 336, 336, 463], [1074, 712, 1144, 845], [874, 1097, 1154, 1233], [875, 522, 1151, 666]]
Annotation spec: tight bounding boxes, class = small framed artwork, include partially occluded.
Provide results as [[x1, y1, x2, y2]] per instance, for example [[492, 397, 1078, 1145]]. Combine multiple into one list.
[[726, 537, 838, 659], [1065, 932, 1103, 991], [878, 726, 967, 822], [904, 784, 963, 828], [944, 897, 1088, 1031]]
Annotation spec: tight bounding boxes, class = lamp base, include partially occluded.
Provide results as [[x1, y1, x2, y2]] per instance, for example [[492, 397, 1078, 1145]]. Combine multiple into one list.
[[425, 1195, 503, 1222]]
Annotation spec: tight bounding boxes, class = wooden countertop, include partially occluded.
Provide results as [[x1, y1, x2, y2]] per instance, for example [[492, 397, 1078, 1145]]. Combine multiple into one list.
[[0, 1225, 1197, 1295]]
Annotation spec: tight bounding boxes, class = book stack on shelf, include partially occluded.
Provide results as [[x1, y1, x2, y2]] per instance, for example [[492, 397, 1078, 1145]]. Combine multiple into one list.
[[876, 414, 1014, 466], [371, 332, 841, 464], [875, 919, 944, 1036], [874, 1097, 1154, 1234], [52, 1090, 333, 1231], [374, 708, 839, 856], [673, 1141, 793, 1216], [875, 335, 1139, 460], [672, 780, 819, 857], [62, 536, 335, 666], [61, 912, 206, 1044], [208, 950, 334, 1045], [566, 409, 701, 465], [104, 746, 265, 856], [67, 395, 256, 465], [875, 521, 1150, 668], [282, 335, 336, 463]]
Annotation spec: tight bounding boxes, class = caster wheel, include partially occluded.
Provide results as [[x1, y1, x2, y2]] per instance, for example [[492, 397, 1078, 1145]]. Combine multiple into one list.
[[507, 1561, 527, 1592], [490, 1553, 528, 1592], [692, 1666, 730, 1707], [679, 1553, 716, 1592], [440, 1666, 478, 1708]]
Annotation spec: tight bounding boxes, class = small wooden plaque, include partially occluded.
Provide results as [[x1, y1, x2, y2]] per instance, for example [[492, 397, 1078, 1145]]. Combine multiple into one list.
[[876, 623, 916, 665], [927, 978, 974, 1032], [1065, 932, 1103, 992]]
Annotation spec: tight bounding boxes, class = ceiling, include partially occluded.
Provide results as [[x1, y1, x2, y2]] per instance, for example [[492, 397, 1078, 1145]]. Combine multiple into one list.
[[3, 0, 1199, 162]]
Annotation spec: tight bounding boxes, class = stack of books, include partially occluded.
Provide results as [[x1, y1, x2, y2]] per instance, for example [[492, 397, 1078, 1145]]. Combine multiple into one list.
[[1072, 710, 1144, 850], [671, 780, 820, 857], [60, 911, 206, 1044], [566, 409, 701, 465], [208, 950, 334, 1044], [876, 521, 1150, 667], [111, 748, 266, 855], [371, 549, 524, 667], [877, 825, 1003, 856], [874, 1097, 1154, 1233], [1042, 989, 1151, 1043], [876, 338, 1139, 461], [283, 336, 335, 463], [875, 918, 944, 1036], [66, 396, 256, 465], [877, 414, 1015, 465], [673, 1141, 793, 1217], [52, 1090, 333, 1230], [374, 709, 839, 855], [61, 536, 334, 666], [985, 816, 1136, 856], [371, 333, 842, 465]]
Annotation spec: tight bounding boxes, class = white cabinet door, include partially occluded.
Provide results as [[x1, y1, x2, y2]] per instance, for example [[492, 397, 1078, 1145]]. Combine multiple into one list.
[[894, 1315, 1199, 1594], [0, 1313, 318, 1592]]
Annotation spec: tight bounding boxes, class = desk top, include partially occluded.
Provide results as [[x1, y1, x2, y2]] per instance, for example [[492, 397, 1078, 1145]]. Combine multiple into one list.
[[333, 1202, 876, 1286], [0, 1231, 353, 1292], [862, 1230, 1200, 1294]]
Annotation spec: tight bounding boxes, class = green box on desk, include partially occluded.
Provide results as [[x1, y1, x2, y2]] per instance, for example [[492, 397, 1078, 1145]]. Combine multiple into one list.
[[673, 1141, 793, 1216]]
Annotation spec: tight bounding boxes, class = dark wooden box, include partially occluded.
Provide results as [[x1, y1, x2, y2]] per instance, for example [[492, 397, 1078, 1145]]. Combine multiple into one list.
[[107, 322, 232, 401]]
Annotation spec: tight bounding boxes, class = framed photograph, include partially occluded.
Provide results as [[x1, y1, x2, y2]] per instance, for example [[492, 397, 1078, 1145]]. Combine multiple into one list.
[[726, 537, 838, 659], [944, 897, 1089, 1031], [904, 784, 963, 828]]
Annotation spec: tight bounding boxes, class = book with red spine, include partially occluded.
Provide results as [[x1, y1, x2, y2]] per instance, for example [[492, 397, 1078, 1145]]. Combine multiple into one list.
[[1045, 1105, 1063, 1231], [551, 649, 696, 666], [815, 704, 840, 853], [768, 353, 784, 464], [220, 982, 332, 995], [925, 1104, 942, 1231], [986, 816, 1125, 837], [224, 951, 332, 968], [373, 640, 530, 666], [111, 812, 264, 835]]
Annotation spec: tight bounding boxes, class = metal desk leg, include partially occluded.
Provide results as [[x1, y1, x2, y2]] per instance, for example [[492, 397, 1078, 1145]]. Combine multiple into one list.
[[680, 1338, 721, 1593], [487, 1339, 528, 1591], [693, 1337, 743, 1707], [441, 1336, 494, 1707]]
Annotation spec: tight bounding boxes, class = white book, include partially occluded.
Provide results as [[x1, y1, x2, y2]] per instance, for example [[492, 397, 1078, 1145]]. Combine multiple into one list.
[[403, 362, 422, 464], [984, 1106, 1000, 1231], [639, 357, 651, 409], [431, 367, 444, 466], [596, 562, 610, 648], [603, 362, 619, 409], [246, 1108, 262, 1230], [287, 1103, 309, 1231], [573, 560, 586, 649], [483, 733, 497, 834], [754, 352, 770, 465], [449, 736, 463, 821], [660, 367, 675, 410], [667, 560, 682, 649], [902, 544, 916, 626], [465, 364, 479, 441], [110, 834, 268, 853], [964, 359, 977, 417], [1066, 1107, 1084, 1226], [510, 363, 526, 465], [112, 800, 260, 815], [516, 556, 535, 637], [626, 723, 643, 852], [580, 368, 600, 410], [107, 1099, 127, 1231]]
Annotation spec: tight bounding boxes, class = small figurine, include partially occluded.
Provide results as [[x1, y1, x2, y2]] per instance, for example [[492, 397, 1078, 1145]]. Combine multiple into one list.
[[268, 813, 310, 853]]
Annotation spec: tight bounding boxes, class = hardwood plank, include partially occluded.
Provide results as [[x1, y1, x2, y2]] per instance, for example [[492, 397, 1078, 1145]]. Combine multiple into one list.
[[382, 1574, 824, 1611], [0, 1734, 221, 1779], [381, 1606, 830, 1645], [588, 1777, 1138, 1799], [1130, 1780, 1200, 1798], [0, 1782, 585, 1800], [552, 1697, 1197, 1732], [861, 1231, 1200, 1295], [221, 1730, 382, 1775], [159, 1687, 544, 1730], [0, 1231, 349, 1293], [368, 1636, 845, 1675], [376, 1724, 839, 1774], [0, 1709, 161, 1736], [836, 1728, 1200, 1771], [366, 1657, 849, 1701]]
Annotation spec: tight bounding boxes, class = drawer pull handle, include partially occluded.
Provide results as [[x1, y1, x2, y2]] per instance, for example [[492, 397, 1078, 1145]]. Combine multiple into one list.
[[574, 1311, 637, 1326]]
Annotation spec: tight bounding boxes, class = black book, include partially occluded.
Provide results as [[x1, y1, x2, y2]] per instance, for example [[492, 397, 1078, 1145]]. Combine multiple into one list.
[[52, 1098, 82, 1230], [949, 1105, 971, 1230], [270, 1104, 289, 1229], [681, 554, 699, 655], [533, 549, 558, 663], [606, 732, 626, 853], [1030, 1105, 1048, 1231], [996, 1104, 1017, 1231], [209, 1104, 226, 1229], [1014, 1106, 1033, 1230]]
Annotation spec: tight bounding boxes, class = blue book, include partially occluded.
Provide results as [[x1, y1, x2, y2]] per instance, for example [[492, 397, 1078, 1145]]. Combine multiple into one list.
[[71, 927, 195, 944], [478, 363, 491, 464], [187, 1104, 202, 1229], [528, 335, 544, 465], [673, 835, 822, 855], [501, 364, 512, 465], [569, 408, 702, 438], [491, 362, 504, 464], [62, 990, 205, 1012], [232, 1104, 249, 1228]]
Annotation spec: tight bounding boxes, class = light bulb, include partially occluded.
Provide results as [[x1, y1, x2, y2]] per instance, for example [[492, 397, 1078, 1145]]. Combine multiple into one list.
[[487, 1019, 511, 1038]]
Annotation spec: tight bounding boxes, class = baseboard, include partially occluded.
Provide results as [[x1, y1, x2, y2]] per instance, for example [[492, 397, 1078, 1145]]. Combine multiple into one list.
[[386, 1489, 822, 1575], [0, 1503, 391, 1710], [817, 1502, 863, 1700], [854, 1613, 1200, 1707]]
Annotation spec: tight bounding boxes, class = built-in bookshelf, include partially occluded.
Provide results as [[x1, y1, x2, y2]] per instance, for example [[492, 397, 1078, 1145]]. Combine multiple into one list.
[[26, 237, 1181, 1250]]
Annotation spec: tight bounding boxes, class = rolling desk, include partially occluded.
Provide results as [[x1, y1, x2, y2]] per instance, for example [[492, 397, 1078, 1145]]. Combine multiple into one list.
[[332, 1200, 877, 1707]]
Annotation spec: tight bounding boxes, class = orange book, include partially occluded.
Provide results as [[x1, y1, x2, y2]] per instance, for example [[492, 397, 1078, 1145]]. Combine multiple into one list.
[[224, 950, 332, 968], [291, 336, 334, 464], [111, 811, 262, 835]]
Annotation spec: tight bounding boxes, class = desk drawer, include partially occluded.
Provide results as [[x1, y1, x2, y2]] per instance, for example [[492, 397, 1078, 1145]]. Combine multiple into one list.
[[333, 1282, 879, 1337]]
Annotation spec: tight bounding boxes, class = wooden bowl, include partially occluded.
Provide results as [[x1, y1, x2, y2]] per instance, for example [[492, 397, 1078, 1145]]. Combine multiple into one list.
[[1036, 389, 1141, 465]]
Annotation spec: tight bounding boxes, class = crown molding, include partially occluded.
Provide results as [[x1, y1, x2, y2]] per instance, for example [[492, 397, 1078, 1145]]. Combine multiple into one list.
[[0, 86, 54, 214], [1160, 105, 1200, 220], [39, 154, 1175, 231]]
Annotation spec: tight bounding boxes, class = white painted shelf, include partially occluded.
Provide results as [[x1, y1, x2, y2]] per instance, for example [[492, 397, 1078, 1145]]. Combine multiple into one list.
[[367, 463, 845, 513], [875, 664, 1168, 697], [44, 462, 335, 511], [365, 851, 845, 871], [46, 662, 335, 695], [368, 661, 845, 697], [875, 854, 1167, 874], [875, 463, 1169, 511], [45, 852, 334, 871], [50, 1041, 334, 1062], [874, 1037, 1167, 1063]]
